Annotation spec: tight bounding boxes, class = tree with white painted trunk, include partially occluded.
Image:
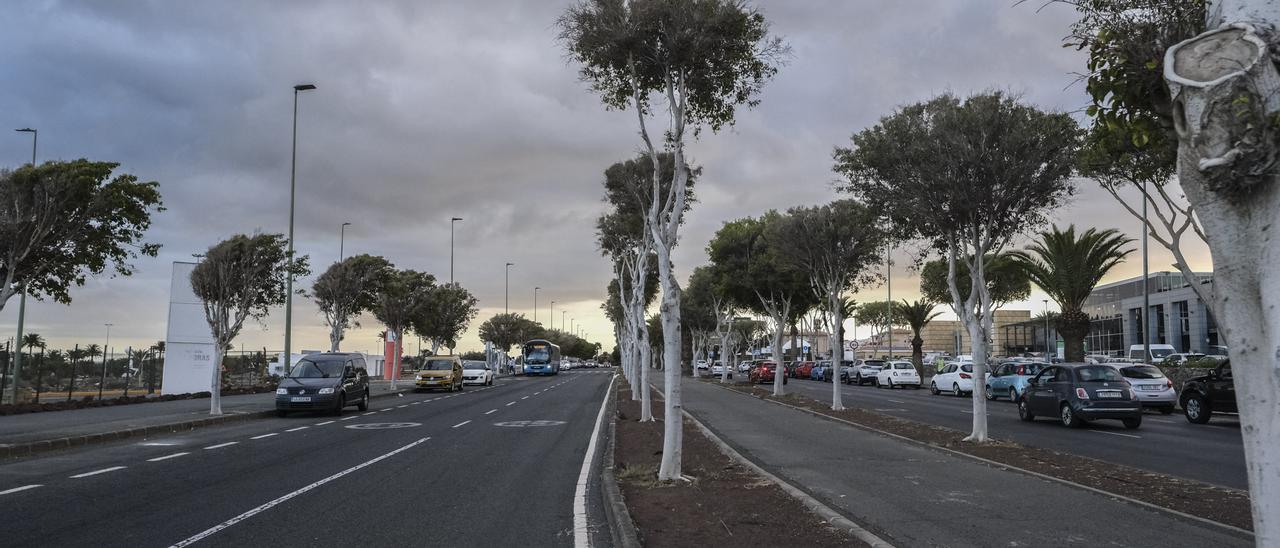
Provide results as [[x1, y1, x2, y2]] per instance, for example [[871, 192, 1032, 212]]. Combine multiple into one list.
[[310, 254, 393, 352], [370, 269, 434, 391], [682, 267, 720, 380], [836, 92, 1079, 442], [768, 200, 885, 410], [190, 233, 308, 415], [561, 0, 786, 481]]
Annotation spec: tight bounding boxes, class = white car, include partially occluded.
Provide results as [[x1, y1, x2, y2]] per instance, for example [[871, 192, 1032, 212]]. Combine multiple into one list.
[[709, 361, 732, 378], [1110, 363, 1177, 414], [930, 361, 975, 396], [849, 359, 886, 386], [875, 361, 921, 389], [461, 360, 494, 386]]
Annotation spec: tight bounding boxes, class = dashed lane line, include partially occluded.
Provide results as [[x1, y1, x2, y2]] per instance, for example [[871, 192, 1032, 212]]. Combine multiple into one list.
[[506, 402, 516, 406], [285, 427, 309, 432], [380, 408, 394, 412], [452, 420, 471, 428], [148, 452, 190, 462], [397, 405, 408, 408], [314, 421, 335, 426], [0, 484, 42, 495], [521, 396, 529, 400], [363, 412, 377, 416], [1088, 429, 1142, 439], [339, 416, 358, 421], [250, 433, 278, 440], [485, 409, 497, 415], [205, 442, 239, 450], [70, 466, 127, 479]]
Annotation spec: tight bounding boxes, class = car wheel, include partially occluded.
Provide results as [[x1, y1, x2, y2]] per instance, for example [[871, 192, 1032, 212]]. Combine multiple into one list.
[[952, 383, 962, 397], [1017, 399, 1035, 421], [1060, 403, 1082, 428], [357, 391, 369, 411], [984, 385, 994, 400], [332, 393, 345, 416], [1122, 416, 1142, 429], [930, 382, 940, 396], [1009, 388, 1018, 402], [1184, 394, 1212, 424]]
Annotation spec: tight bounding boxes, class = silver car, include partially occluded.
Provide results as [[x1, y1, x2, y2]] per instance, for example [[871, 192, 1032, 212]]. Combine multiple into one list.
[[1110, 364, 1177, 414]]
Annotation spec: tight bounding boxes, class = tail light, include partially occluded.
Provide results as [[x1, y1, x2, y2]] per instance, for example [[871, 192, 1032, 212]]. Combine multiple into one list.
[[1017, 365, 1025, 375], [1166, 379, 1173, 389], [1076, 388, 1090, 399], [959, 373, 971, 379]]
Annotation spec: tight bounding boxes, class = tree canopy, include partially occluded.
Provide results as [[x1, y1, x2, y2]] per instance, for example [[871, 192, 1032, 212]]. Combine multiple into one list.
[[918, 254, 1031, 308], [414, 282, 480, 351], [478, 313, 543, 352], [311, 254, 394, 351]]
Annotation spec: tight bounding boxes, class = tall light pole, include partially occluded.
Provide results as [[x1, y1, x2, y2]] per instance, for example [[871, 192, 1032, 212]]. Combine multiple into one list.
[[450, 217, 463, 284], [283, 83, 316, 371], [10, 128, 36, 403], [99, 323, 113, 401], [1142, 180, 1151, 362], [504, 263, 514, 313], [571, 318, 575, 334], [534, 287, 541, 325], [1043, 299, 1050, 357], [562, 310, 567, 334], [550, 301, 556, 331], [885, 241, 892, 359], [339, 222, 351, 261]]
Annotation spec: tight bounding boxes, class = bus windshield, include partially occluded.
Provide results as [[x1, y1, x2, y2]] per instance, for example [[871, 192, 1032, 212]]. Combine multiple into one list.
[[526, 347, 551, 364]]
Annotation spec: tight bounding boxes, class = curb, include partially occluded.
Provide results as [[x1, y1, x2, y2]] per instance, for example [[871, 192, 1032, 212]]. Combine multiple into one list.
[[681, 409, 895, 548], [706, 381, 1255, 540], [601, 379, 642, 548], [0, 387, 416, 460]]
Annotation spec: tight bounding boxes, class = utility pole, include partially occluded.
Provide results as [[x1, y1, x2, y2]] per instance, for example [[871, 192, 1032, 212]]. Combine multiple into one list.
[[283, 83, 317, 376], [1142, 179, 1151, 363], [10, 127, 36, 404], [339, 222, 351, 261]]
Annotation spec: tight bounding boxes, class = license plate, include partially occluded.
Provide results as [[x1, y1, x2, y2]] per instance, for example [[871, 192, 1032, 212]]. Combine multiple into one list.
[[1096, 391, 1121, 399], [291, 396, 311, 402], [1140, 385, 1163, 391]]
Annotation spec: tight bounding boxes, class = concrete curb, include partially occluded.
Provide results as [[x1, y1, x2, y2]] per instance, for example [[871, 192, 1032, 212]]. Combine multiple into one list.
[[680, 408, 895, 548], [706, 381, 1255, 541], [601, 378, 641, 548], [1, 387, 416, 460]]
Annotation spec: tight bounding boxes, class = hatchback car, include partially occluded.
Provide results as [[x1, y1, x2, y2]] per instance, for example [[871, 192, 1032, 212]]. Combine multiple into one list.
[[710, 361, 732, 378], [748, 361, 788, 385], [875, 361, 921, 389], [1111, 364, 1176, 413], [793, 361, 817, 379], [275, 352, 371, 416], [930, 362, 975, 396], [985, 361, 1048, 402], [462, 360, 495, 386], [416, 356, 464, 391], [1018, 364, 1141, 429], [850, 359, 886, 385]]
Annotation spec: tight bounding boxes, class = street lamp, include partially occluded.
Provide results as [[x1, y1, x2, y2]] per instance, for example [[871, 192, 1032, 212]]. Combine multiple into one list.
[[450, 217, 463, 284], [550, 301, 556, 331], [534, 287, 541, 324], [99, 323, 113, 400], [562, 310, 566, 334], [10, 128, 36, 403], [885, 241, 893, 360], [1043, 299, 1050, 356], [283, 83, 316, 372], [339, 222, 351, 261], [504, 263, 514, 313]]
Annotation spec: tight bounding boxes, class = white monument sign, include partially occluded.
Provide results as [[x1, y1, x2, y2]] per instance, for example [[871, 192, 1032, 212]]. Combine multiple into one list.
[[161, 262, 217, 395]]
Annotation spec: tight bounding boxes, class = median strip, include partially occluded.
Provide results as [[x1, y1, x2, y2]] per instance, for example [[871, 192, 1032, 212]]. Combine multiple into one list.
[[70, 466, 127, 478]]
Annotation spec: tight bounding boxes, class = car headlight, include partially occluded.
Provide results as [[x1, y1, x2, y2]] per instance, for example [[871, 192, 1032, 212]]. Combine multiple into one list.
[[276, 388, 288, 395], [319, 387, 335, 394]]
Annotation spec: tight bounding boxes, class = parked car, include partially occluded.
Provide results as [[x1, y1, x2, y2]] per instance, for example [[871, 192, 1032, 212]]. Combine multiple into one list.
[[710, 361, 732, 378], [416, 356, 464, 391], [748, 361, 788, 385], [738, 360, 755, 373], [275, 352, 371, 416], [850, 359, 886, 386], [1128, 344, 1176, 364], [875, 361, 921, 389], [1181, 360, 1236, 424], [1018, 363, 1141, 429], [1110, 364, 1176, 414], [696, 359, 710, 372], [462, 360, 494, 386], [985, 361, 1048, 402], [810, 361, 828, 381], [793, 361, 817, 379], [930, 362, 975, 396]]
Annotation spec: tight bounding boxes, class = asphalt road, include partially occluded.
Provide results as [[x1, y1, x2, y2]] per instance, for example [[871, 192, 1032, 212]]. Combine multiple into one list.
[[0, 370, 616, 548], [772, 373, 1247, 489]]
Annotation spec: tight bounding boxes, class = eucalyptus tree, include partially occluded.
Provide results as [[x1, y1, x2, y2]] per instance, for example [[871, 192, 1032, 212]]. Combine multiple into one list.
[[415, 282, 479, 354], [311, 254, 393, 352], [190, 233, 308, 414], [836, 92, 1079, 442], [768, 200, 885, 410], [681, 266, 720, 378], [853, 300, 897, 350], [919, 254, 1031, 312], [478, 313, 542, 354], [560, 0, 787, 481], [371, 269, 435, 390]]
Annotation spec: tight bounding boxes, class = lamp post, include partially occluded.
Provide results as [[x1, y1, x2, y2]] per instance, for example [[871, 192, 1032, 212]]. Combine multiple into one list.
[[885, 241, 892, 360], [562, 311, 566, 334], [339, 222, 351, 261], [450, 217, 463, 284], [1142, 180, 1151, 363], [99, 323, 112, 401], [505, 263, 514, 313], [283, 83, 316, 372], [1043, 299, 1050, 357], [550, 301, 556, 331], [10, 128, 36, 403], [534, 287, 541, 325]]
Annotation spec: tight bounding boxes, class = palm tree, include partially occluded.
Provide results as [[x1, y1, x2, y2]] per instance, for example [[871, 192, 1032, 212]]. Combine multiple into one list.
[[895, 299, 942, 377], [1009, 225, 1134, 362], [22, 334, 46, 400]]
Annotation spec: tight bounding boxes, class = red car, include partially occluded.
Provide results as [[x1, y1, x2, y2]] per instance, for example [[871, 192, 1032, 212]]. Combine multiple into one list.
[[749, 361, 789, 385], [792, 361, 817, 378]]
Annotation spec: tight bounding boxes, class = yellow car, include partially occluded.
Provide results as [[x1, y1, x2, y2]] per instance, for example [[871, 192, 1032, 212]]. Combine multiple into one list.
[[416, 356, 463, 391]]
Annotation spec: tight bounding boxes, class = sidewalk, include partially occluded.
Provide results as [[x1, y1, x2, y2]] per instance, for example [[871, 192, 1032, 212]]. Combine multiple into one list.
[[0, 380, 414, 458], [658, 377, 1251, 547]]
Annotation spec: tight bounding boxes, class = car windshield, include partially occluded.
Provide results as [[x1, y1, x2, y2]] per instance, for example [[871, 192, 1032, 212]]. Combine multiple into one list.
[[289, 359, 343, 378], [894, 363, 913, 370], [1076, 366, 1125, 382], [1120, 365, 1164, 379], [425, 359, 455, 371], [961, 364, 973, 373], [1150, 348, 1175, 359], [463, 361, 487, 370]]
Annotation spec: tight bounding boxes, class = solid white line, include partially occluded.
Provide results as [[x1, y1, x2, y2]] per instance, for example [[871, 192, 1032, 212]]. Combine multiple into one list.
[[0, 484, 42, 495], [204, 442, 239, 450], [169, 437, 430, 548], [148, 452, 190, 462], [314, 421, 335, 426], [507, 402, 516, 406], [285, 427, 308, 432], [485, 409, 497, 415], [250, 433, 277, 440], [1088, 429, 1142, 439], [574, 375, 616, 548], [70, 466, 127, 478], [452, 420, 471, 428], [339, 416, 357, 421]]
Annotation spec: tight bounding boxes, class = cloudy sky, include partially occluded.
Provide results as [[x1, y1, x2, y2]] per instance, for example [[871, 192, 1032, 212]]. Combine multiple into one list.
[[0, 0, 1210, 358]]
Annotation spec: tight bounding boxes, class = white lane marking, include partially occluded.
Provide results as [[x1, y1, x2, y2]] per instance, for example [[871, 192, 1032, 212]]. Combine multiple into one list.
[[452, 420, 471, 428], [140, 442, 178, 446], [380, 408, 394, 412], [574, 375, 616, 548], [410, 401, 421, 405], [888, 399, 906, 404], [285, 427, 308, 432], [169, 437, 430, 548], [314, 421, 335, 426], [363, 412, 377, 416], [485, 409, 497, 415], [1088, 429, 1142, 439], [250, 433, 278, 440], [148, 452, 191, 462], [397, 405, 408, 408], [521, 396, 529, 400], [70, 466, 127, 478], [0, 484, 42, 495], [205, 442, 239, 450], [506, 402, 516, 406], [339, 416, 357, 421]]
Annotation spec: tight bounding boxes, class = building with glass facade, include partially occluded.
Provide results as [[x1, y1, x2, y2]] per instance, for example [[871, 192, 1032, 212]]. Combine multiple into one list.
[[1081, 271, 1218, 357]]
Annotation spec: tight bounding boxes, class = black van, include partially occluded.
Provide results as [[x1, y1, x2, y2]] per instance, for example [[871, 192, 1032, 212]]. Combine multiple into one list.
[[275, 352, 371, 416]]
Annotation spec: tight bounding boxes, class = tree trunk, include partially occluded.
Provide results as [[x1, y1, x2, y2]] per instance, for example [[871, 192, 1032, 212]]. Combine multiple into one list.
[[964, 317, 989, 442], [772, 321, 786, 397], [209, 344, 224, 415], [1056, 309, 1090, 363], [830, 295, 845, 411], [911, 335, 924, 379], [656, 247, 683, 481], [329, 322, 341, 352], [1165, 7, 1280, 539], [639, 331, 654, 422]]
